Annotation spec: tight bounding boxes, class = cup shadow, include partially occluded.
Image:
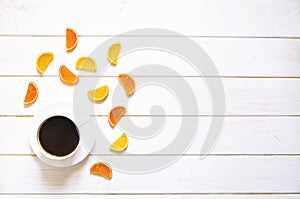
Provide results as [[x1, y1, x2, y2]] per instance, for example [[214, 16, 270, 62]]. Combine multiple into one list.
[[35, 156, 89, 186]]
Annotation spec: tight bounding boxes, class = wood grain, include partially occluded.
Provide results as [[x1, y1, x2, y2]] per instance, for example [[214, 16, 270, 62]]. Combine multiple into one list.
[[0, 156, 299, 193], [0, 0, 299, 37], [0, 195, 299, 199], [2, 77, 299, 115], [0, 117, 300, 155], [1, 0, 300, 197], [0, 37, 300, 77]]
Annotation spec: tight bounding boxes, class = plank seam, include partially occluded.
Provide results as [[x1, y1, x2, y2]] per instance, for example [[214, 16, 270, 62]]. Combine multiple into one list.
[[0, 35, 300, 39], [1, 115, 300, 117], [1, 75, 300, 78], [1, 154, 300, 157], [1, 193, 300, 195]]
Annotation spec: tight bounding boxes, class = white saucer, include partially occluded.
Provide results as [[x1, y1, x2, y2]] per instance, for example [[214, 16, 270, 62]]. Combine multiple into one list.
[[29, 102, 95, 167]]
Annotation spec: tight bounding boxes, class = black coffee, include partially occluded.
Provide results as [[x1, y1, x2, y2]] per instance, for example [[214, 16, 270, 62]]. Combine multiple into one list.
[[38, 116, 79, 157]]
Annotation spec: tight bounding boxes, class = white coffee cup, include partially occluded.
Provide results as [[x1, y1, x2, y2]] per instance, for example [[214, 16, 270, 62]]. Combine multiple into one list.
[[37, 115, 80, 160], [29, 103, 95, 167]]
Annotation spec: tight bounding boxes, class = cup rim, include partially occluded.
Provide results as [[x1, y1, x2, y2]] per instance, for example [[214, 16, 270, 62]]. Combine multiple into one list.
[[36, 115, 80, 161], [29, 102, 95, 167]]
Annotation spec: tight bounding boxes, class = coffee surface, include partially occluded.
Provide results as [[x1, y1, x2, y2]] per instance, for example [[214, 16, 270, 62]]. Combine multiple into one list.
[[38, 116, 79, 157]]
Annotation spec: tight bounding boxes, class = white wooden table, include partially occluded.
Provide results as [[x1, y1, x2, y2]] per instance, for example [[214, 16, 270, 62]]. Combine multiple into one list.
[[1, 0, 300, 198]]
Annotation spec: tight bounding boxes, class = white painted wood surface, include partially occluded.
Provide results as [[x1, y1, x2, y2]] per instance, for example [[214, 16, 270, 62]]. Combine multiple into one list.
[[0, 37, 300, 77], [0, 0, 300, 37], [1, 156, 300, 193], [1, 0, 300, 198], [2, 77, 300, 115], [1, 117, 300, 155], [1, 196, 300, 199]]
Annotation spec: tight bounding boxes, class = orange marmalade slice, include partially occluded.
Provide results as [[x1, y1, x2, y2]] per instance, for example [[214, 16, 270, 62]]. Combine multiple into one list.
[[108, 106, 126, 127], [76, 56, 97, 71], [107, 42, 121, 66], [24, 81, 38, 105], [110, 133, 128, 152], [118, 73, 135, 97], [87, 85, 109, 101], [36, 51, 54, 74], [59, 65, 79, 85], [66, 27, 78, 52], [90, 162, 112, 179]]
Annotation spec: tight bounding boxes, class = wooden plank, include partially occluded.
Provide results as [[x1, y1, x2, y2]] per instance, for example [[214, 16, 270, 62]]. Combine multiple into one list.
[[0, 156, 299, 193], [1, 37, 300, 77], [1, 117, 300, 155], [0, 194, 299, 199], [1, 77, 300, 115], [0, 0, 300, 37]]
